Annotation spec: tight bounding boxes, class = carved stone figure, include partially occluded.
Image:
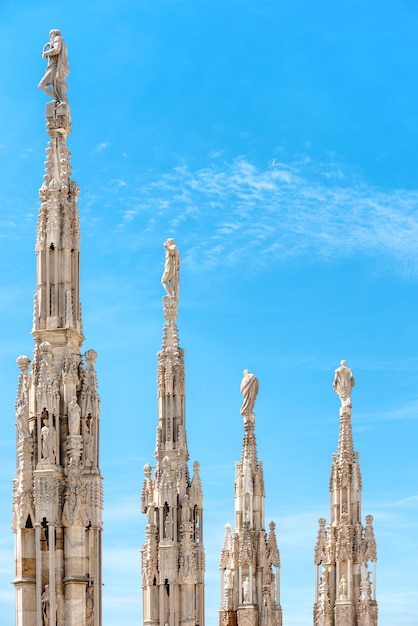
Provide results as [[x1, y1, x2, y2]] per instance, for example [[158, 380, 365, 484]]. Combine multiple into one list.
[[16, 403, 30, 439], [360, 564, 371, 601], [41, 585, 50, 625], [181, 494, 190, 524], [164, 509, 172, 539], [86, 587, 94, 626], [224, 568, 233, 591], [332, 360, 355, 409], [41, 416, 57, 463], [84, 418, 94, 467], [339, 575, 348, 600], [161, 238, 180, 299], [68, 396, 81, 436], [240, 370, 259, 416], [242, 576, 250, 603], [38, 29, 69, 104]]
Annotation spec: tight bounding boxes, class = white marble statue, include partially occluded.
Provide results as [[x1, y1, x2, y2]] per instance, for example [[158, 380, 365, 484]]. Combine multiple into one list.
[[332, 360, 355, 408], [360, 564, 371, 601], [161, 238, 180, 299], [242, 576, 250, 603], [41, 416, 57, 463], [339, 575, 348, 600], [84, 419, 95, 467], [181, 494, 190, 524], [240, 369, 259, 416], [16, 403, 30, 439], [224, 568, 233, 591], [41, 585, 50, 626], [67, 396, 81, 436], [38, 29, 69, 104]]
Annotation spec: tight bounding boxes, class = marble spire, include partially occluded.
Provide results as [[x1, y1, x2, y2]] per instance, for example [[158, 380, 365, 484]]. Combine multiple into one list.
[[313, 361, 378, 626], [12, 31, 103, 626], [219, 371, 282, 626], [141, 239, 205, 626]]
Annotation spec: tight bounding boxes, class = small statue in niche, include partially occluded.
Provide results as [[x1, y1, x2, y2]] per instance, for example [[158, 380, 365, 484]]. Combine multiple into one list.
[[242, 576, 250, 603], [164, 510, 172, 539], [41, 585, 50, 625], [84, 417, 94, 467], [339, 575, 348, 600], [224, 568, 233, 588], [41, 414, 57, 463], [181, 494, 190, 524], [68, 396, 81, 436]]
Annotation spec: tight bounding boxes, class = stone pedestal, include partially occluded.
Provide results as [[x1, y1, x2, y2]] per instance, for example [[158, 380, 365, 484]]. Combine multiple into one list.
[[334, 601, 354, 626], [237, 605, 258, 626]]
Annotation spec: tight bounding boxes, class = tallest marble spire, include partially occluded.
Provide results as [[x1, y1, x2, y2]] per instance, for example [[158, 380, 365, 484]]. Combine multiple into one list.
[[313, 361, 378, 626], [141, 239, 205, 626], [12, 32, 103, 626]]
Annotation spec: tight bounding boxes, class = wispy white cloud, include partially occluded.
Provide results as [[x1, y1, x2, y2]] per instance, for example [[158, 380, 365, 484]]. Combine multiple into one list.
[[112, 157, 418, 275], [91, 141, 110, 155]]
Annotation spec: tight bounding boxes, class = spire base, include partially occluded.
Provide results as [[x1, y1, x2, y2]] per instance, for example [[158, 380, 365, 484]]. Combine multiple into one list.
[[46, 101, 71, 134]]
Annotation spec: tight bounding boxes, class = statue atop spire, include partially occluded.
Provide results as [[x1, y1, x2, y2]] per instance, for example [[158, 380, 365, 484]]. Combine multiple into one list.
[[240, 369, 259, 417], [332, 359, 355, 416], [12, 41, 103, 626], [38, 29, 69, 105], [161, 237, 180, 299]]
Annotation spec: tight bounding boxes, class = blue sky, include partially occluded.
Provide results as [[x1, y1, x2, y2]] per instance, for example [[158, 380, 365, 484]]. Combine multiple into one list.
[[1, 1, 418, 625]]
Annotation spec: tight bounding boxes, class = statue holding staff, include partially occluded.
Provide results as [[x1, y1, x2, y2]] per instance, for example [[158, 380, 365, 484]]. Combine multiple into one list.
[[38, 29, 69, 104]]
